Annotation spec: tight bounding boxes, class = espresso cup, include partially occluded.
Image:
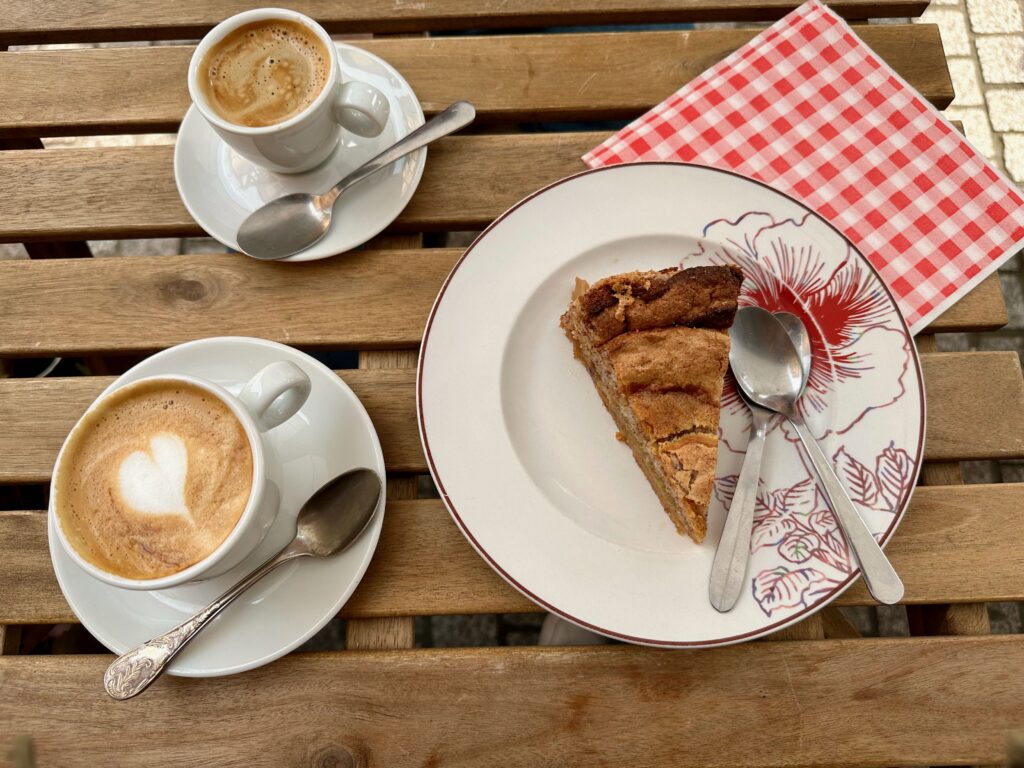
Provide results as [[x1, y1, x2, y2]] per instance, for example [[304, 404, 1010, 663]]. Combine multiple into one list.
[[188, 8, 391, 173], [50, 361, 312, 590]]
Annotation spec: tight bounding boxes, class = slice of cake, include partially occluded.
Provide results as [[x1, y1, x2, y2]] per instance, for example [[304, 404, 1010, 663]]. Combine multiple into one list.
[[560, 265, 743, 543]]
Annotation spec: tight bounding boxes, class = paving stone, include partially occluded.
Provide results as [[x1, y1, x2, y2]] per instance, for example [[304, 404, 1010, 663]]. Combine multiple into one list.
[[430, 614, 499, 647], [935, 332, 973, 351], [417, 474, 440, 498], [947, 57, 985, 105], [42, 133, 176, 149], [88, 238, 182, 257], [988, 89, 1024, 132], [1004, 133, 1024, 182], [0, 243, 28, 260], [839, 606, 878, 636], [918, 6, 972, 55], [987, 601, 1024, 633], [961, 459, 1003, 483], [1000, 272, 1024, 329], [181, 237, 230, 254], [1000, 460, 1024, 482], [876, 605, 911, 637], [944, 106, 998, 157], [967, 0, 1024, 33], [999, 251, 1023, 271], [977, 35, 1024, 83]]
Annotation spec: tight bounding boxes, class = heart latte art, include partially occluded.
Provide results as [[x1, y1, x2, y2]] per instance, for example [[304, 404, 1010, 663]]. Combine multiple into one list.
[[55, 379, 253, 580]]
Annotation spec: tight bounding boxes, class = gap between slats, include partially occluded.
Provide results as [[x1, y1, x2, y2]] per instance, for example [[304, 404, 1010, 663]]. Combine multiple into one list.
[[2, 483, 1023, 624]]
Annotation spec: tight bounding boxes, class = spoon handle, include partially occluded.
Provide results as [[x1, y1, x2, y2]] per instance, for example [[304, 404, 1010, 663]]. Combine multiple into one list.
[[787, 415, 904, 605], [103, 545, 304, 700], [321, 101, 476, 208], [710, 406, 772, 612]]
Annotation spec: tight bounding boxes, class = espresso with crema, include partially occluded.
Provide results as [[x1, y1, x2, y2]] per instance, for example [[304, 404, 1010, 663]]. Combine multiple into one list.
[[199, 19, 330, 128], [55, 379, 254, 580]]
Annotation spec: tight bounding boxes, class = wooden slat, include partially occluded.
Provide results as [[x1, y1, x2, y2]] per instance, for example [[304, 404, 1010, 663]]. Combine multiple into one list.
[[4, 484, 1023, 624], [923, 351, 1024, 461], [0, 249, 460, 356], [1, 351, 1022, 485], [0, 369, 422, 484], [926, 272, 1007, 331], [0, 26, 952, 136], [1, 637, 1022, 766], [0, 252, 1007, 365], [0, 0, 929, 45]]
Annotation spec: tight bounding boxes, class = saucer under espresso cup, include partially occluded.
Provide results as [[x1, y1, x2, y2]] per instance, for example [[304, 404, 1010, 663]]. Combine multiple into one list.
[[175, 41, 425, 261], [48, 337, 386, 677], [188, 8, 390, 174], [50, 361, 312, 590]]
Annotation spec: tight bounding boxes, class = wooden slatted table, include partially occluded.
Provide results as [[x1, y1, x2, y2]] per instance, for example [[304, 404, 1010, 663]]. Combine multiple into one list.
[[2, 3, 1022, 766]]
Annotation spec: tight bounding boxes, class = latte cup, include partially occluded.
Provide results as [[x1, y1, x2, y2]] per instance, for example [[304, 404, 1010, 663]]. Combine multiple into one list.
[[50, 361, 312, 590], [187, 8, 391, 173]]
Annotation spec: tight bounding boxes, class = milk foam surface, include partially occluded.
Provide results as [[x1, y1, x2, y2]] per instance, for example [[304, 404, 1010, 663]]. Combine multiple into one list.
[[55, 379, 254, 580], [200, 19, 330, 127]]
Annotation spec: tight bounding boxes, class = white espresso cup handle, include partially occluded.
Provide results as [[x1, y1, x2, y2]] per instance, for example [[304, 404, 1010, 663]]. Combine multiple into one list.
[[237, 361, 312, 432], [333, 80, 390, 138]]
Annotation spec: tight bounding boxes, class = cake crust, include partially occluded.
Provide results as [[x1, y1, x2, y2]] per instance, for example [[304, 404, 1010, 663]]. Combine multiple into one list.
[[561, 265, 742, 543]]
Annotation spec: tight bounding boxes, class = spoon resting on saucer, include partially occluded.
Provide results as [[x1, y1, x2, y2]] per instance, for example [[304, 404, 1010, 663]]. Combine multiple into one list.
[[237, 101, 475, 260], [103, 467, 382, 700]]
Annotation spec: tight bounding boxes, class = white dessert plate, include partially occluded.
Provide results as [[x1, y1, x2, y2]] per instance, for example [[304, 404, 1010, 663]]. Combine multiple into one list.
[[174, 43, 425, 261], [418, 162, 924, 647], [49, 337, 386, 675]]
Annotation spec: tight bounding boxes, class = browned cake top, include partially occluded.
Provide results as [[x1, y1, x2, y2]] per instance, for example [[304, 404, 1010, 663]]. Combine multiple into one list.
[[576, 265, 743, 345]]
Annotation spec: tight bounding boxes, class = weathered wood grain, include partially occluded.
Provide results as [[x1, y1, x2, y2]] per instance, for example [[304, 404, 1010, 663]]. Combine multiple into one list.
[[4, 484, 1022, 624], [0, 0, 928, 45], [1, 352, 1021, 485], [0, 369, 422, 484], [0, 250, 1007, 362], [0, 249, 460, 356], [0, 26, 951, 136], [0, 638, 1021, 767]]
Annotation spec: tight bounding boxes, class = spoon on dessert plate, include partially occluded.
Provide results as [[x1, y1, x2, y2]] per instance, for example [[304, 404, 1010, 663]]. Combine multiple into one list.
[[709, 310, 810, 612], [237, 101, 476, 260], [724, 306, 904, 607], [103, 467, 382, 700]]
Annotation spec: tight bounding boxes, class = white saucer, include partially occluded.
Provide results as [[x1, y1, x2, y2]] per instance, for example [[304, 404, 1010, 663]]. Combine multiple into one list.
[[48, 337, 386, 677], [174, 44, 426, 261]]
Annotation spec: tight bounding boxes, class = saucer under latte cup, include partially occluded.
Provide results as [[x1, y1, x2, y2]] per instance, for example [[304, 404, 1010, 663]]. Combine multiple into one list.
[[187, 7, 390, 173], [50, 361, 312, 590]]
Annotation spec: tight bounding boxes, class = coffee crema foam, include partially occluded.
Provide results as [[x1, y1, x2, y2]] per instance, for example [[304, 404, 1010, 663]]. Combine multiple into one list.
[[199, 19, 330, 127], [55, 379, 254, 580]]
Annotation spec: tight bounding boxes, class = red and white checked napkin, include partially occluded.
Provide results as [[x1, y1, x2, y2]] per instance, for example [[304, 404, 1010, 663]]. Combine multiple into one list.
[[583, 0, 1024, 332]]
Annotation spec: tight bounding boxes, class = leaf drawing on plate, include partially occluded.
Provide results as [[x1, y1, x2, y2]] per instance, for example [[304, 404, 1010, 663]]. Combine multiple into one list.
[[752, 516, 796, 549], [833, 447, 881, 507], [778, 531, 820, 564], [752, 566, 830, 616], [713, 475, 739, 510], [876, 441, 913, 512]]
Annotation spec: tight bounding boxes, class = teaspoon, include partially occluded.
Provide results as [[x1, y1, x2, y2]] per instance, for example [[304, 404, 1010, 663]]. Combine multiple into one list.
[[728, 306, 904, 606], [103, 467, 382, 700], [709, 310, 811, 612], [237, 101, 476, 260]]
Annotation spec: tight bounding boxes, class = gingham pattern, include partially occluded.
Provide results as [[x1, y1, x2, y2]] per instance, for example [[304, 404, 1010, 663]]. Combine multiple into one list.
[[582, 0, 1024, 332]]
